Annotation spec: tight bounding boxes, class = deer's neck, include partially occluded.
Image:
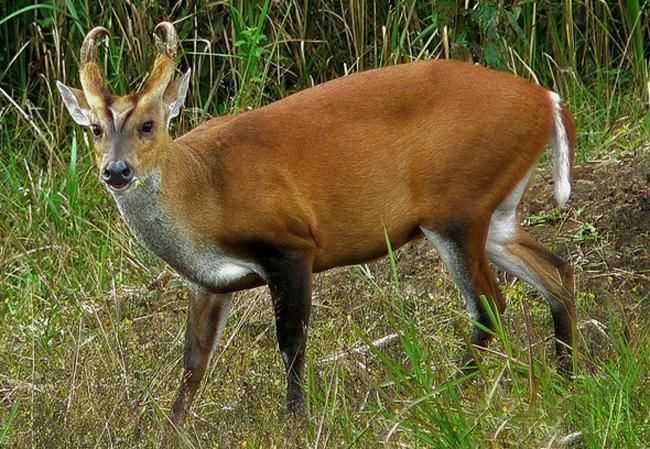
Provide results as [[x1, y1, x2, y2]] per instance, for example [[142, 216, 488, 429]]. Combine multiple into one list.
[[111, 168, 259, 290], [112, 170, 173, 260]]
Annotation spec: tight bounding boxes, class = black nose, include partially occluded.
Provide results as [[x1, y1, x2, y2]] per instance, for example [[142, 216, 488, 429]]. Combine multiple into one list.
[[102, 160, 134, 189]]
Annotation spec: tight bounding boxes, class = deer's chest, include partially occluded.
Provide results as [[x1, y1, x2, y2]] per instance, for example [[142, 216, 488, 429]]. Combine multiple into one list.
[[112, 173, 258, 289]]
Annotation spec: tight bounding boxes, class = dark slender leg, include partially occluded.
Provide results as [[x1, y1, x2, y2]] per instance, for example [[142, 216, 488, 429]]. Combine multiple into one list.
[[171, 287, 231, 426], [264, 250, 313, 414], [421, 224, 506, 371]]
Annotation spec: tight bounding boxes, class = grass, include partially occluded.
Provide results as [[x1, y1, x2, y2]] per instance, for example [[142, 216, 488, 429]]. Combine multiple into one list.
[[1, 0, 649, 448]]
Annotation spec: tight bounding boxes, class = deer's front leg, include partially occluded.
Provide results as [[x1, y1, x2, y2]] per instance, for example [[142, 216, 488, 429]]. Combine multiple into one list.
[[171, 286, 232, 427], [266, 251, 313, 415]]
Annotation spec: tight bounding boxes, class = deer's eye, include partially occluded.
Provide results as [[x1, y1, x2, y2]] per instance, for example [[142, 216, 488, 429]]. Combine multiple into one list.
[[90, 124, 102, 138], [140, 121, 154, 134]]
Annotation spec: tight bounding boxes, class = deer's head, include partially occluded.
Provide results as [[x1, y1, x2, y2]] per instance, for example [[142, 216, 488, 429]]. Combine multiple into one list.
[[57, 22, 190, 192]]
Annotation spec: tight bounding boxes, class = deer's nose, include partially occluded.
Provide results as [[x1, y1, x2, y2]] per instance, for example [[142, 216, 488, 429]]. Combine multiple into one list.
[[102, 160, 134, 190]]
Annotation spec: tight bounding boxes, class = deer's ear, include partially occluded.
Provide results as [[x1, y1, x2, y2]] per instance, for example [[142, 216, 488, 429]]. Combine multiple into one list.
[[163, 69, 191, 128], [56, 81, 92, 126]]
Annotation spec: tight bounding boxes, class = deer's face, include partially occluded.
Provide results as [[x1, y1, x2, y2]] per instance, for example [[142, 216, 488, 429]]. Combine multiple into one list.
[[56, 24, 190, 193]]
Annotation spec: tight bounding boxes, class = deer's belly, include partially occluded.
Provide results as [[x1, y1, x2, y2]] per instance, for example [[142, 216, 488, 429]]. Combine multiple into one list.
[[170, 247, 258, 289]]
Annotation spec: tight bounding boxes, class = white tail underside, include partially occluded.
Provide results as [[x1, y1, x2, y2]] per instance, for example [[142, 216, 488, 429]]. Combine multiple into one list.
[[549, 91, 572, 208]]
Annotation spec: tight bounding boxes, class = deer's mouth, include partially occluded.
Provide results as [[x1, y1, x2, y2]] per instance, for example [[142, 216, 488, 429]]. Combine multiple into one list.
[[106, 179, 135, 192]]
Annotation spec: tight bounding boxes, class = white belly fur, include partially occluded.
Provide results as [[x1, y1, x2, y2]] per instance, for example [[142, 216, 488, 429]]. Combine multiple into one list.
[[111, 171, 259, 289]]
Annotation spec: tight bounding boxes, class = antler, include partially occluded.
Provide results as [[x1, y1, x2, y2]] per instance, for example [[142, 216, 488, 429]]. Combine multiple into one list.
[[141, 21, 179, 99], [79, 26, 111, 109], [154, 22, 178, 59], [80, 26, 110, 65]]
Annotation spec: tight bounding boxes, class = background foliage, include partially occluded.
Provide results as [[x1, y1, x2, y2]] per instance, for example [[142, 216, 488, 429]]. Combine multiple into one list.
[[1, 0, 649, 154]]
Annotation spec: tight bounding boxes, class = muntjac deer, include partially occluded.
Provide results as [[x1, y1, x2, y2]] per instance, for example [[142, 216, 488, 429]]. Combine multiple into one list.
[[57, 23, 577, 426]]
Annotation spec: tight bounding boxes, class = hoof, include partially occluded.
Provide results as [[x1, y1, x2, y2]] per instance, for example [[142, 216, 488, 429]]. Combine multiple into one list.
[[170, 398, 188, 429], [557, 354, 574, 378], [457, 351, 480, 377], [286, 400, 306, 417]]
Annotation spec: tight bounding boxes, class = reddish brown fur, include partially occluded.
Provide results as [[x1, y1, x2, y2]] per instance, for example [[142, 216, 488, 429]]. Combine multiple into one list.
[[166, 60, 556, 271]]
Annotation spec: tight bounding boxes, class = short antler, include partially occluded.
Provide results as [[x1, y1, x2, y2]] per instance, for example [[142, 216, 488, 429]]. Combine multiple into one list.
[[141, 22, 179, 99], [79, 26, 111, 109], [80, 26, 110, 66], [154, 22, 178, 59]]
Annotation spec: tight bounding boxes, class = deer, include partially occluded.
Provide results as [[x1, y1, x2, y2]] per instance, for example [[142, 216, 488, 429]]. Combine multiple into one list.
[[57, 22, 577, 426]]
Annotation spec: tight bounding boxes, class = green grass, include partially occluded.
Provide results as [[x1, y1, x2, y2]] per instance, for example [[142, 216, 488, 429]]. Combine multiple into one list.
[[1, 1, 649, 448]]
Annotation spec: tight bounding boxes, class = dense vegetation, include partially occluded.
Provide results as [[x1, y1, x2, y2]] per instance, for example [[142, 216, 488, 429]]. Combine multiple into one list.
[[1, 1, 648, 448]]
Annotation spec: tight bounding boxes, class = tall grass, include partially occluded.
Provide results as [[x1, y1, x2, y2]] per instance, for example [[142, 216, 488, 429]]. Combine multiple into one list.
[[1, 1, 648, 155]]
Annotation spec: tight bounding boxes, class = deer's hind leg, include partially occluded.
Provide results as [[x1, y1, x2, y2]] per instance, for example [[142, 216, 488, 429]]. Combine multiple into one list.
[[421, 220, 506, 370], [486, 175, 576, 373]]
